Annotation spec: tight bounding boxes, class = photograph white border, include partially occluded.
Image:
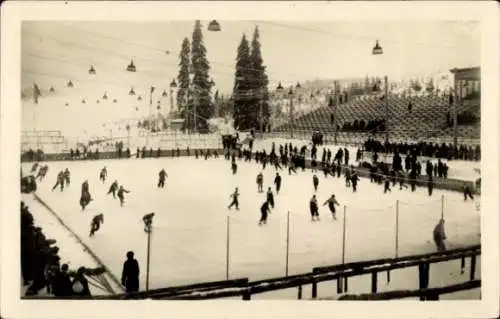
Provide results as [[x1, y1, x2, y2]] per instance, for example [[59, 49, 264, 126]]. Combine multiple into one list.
[[1, 2, 499, 319]]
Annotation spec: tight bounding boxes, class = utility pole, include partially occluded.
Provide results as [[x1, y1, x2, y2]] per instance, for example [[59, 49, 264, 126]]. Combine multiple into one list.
[[289, 90, 294, 139], [384, 75, 389, 144], [453, 80, 459, 149]]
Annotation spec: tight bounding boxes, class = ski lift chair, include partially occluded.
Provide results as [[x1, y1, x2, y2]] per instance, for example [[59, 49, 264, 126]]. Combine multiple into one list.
[[126, 60, 136, 72]]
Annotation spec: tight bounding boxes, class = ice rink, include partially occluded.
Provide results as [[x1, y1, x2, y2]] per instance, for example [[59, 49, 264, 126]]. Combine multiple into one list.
[[22, 156, 481, 299]]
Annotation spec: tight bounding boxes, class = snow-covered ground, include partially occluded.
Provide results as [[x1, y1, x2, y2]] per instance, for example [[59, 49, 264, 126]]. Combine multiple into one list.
[[21, 156, 480, 299]]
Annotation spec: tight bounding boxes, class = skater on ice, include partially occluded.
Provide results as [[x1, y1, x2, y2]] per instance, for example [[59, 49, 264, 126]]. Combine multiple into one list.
[[117, 185, 130, 207], [256, 172, 264, 193], [121, 251, 140, 294], [36, 165, 48, 182], [323, 194, 340, 220], [52, 170, 65, 192], [266, 187, 275, 208], [99, 166, 107, 183], [258, 200, 272, 226], [463, 184, 474, 201], [80, 180, 92, 210], [89, 213, 104, 237], [350, 173, 360, 192], [433, 218, 447, 252], [231, 160, 238, 175], [312, 174, 319, 192], [63, 168, 71, 187], [383, 178, 392, 194], [310, 195, 320, 221], [274, 173, 282, 194], [228, 187, 240, 210], [158, 169, 168, 188], [107, 180, 119, 198]]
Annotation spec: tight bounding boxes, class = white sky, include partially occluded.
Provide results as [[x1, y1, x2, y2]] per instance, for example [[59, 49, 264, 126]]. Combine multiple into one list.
[[22, 21, 480, 94]]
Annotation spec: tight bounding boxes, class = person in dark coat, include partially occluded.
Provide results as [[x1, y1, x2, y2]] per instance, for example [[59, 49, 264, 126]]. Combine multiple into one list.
[[258, 200, 272, 226], [274, 173, 282, 194], [433, 219, 446, 252], [53, 264, 73, 298], [122, 251, 140, 293], [71, 267, 91, 297]]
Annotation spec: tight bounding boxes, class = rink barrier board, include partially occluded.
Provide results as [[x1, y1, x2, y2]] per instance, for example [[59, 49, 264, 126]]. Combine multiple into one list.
[[331, 279, 481, 300], [152, 245, 481, 300], [31, 193, 125, 294]]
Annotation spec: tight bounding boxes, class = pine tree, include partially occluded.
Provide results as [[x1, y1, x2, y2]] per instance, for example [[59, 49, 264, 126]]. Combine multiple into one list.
[[232, 34, 252, 130], [249, 26, 270, 132], [191, 20, 213, 133], [177, 38, 191, 121]]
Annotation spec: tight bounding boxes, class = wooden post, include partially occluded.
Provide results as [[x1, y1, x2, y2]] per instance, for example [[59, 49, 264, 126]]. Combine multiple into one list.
[[395, 200, 399, 258], [297, 285, 303, 300], [146, 226, 152, 292], [342, 205, 347, 264], [337, 278, 343, 294], [344, 276, 348, 292], [470, 255, 477, 281], [226, 215, 230, 280], [371, 272, 378, 293], [312, 280, 318, 299], [285, 211, 291, 277], [242, 290, 251, 300]]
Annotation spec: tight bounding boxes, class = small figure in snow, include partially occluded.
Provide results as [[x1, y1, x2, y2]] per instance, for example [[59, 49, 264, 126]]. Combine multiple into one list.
[[63, 168, 71, 187], [231, 161, 238, 175], [228, 187, 240, 210], [258, 200, 272, 226], [99, 166, 107, 183], [117, 186, 130, 207], [256, 172, 264, 193], [107, 180, 119, 198], [323, 194, 340, 220], [274, 173, 282, 194], [266, 187, 275, 208], [463, 184, 474, 201], [351, 173, 360, 192], [52, 170, 65, 192], [312, 174, 319, 192], [158, 169, 168, 188], [89, 213, 104, 237], [383, 178, 392, 194], [310, 195, 320, 221], [36, 165, 48, 182], [80, 180, 92, 210]]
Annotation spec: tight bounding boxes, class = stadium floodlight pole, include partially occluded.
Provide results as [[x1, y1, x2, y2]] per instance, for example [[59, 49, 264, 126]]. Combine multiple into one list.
[[453, 80, 459, 149], [142, 213, 155, 292], [333, 81, 339, 145], [384, 75, 389, 144], [288, 88, 295, 139], [372, 40, 389, 144], [169, 79, 177, 122]]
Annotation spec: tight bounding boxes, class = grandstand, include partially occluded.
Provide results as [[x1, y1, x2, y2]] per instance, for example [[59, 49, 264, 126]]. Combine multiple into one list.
[[273, 67, 480, 146]]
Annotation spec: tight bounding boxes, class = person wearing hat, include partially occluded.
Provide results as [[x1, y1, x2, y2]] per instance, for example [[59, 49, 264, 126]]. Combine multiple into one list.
[[121, 251, 140, 293]]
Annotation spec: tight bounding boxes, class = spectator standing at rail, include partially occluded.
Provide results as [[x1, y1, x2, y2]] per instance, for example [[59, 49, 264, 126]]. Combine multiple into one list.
[[433, 219, 447, 252], [121, 251, 140, 294]]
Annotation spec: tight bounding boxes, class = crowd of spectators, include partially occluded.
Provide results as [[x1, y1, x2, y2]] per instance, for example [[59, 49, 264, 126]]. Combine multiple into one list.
[[21, 201, 105, 298], [363, 138, 480, 161], [338, 118, 386, 133]]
